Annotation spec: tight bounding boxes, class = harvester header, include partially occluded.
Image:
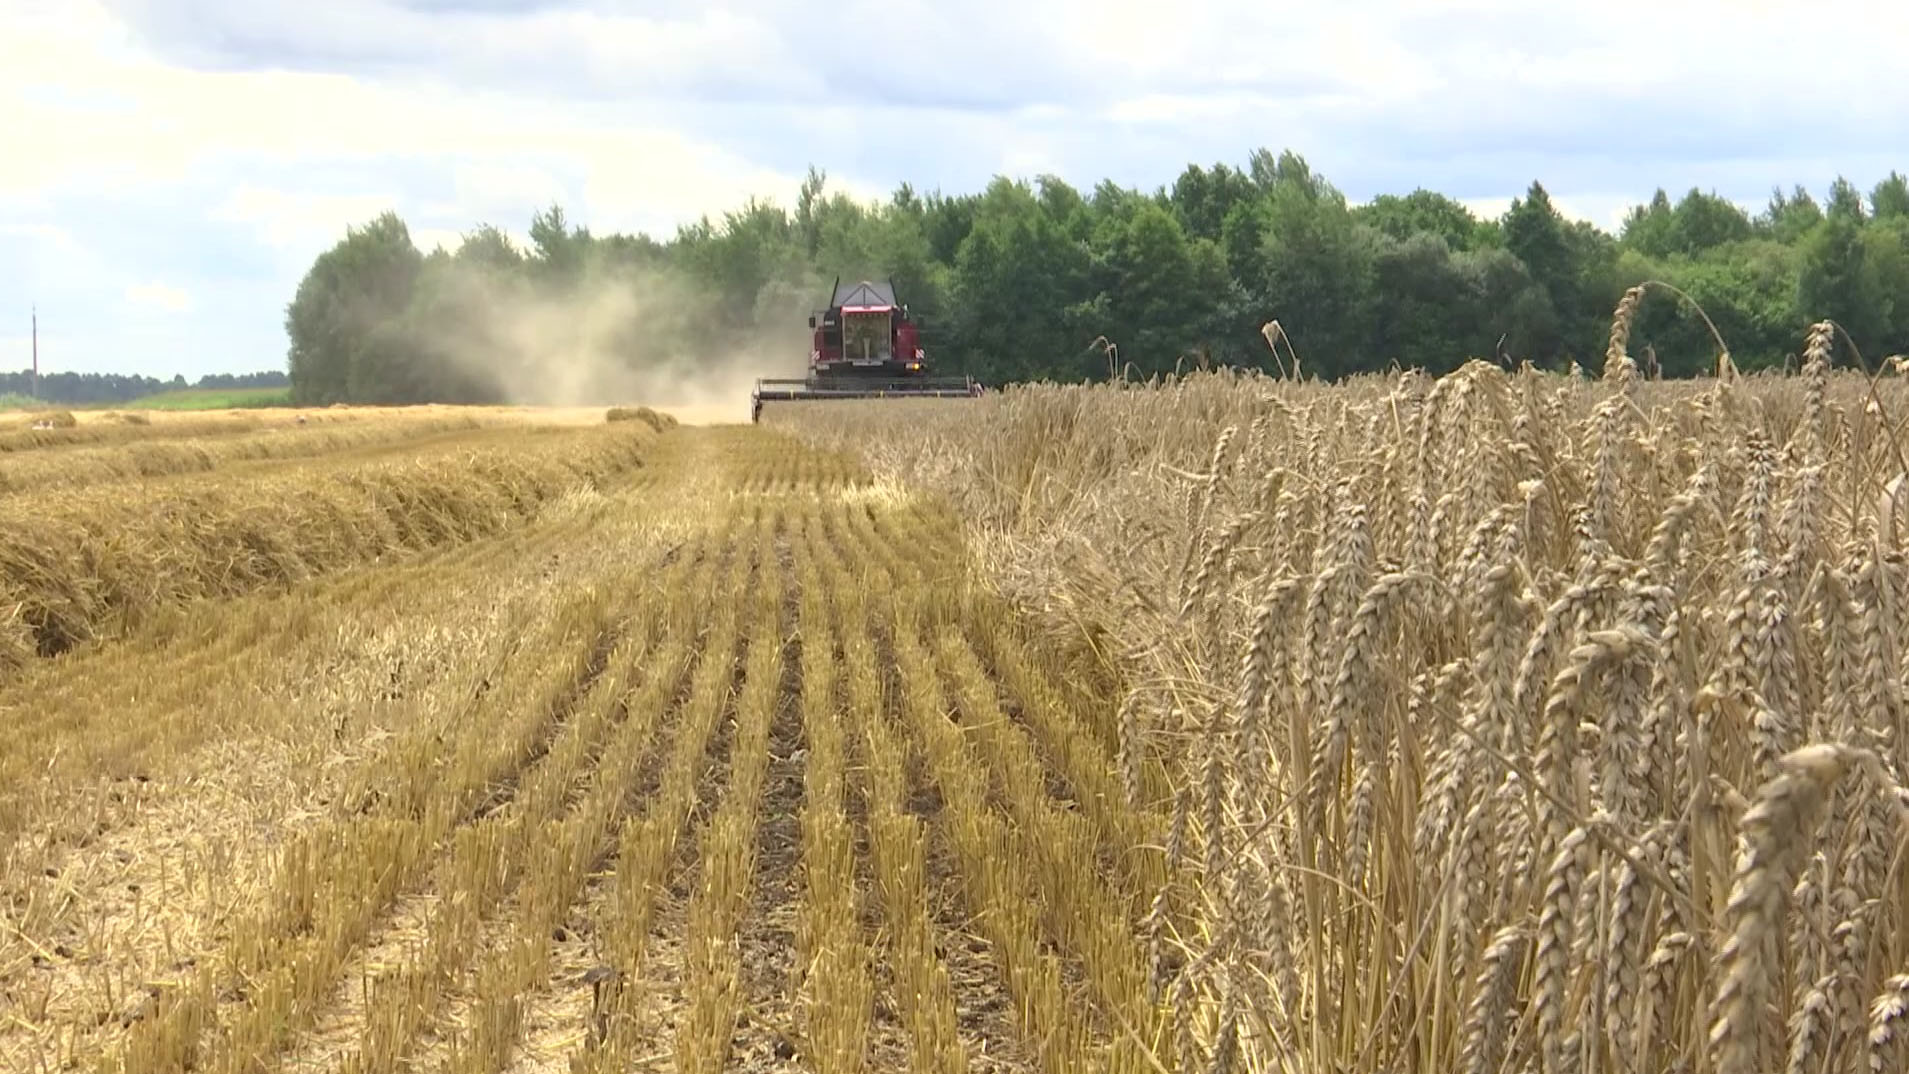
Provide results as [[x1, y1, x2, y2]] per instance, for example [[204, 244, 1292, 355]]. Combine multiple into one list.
[[751, 276, 981, 421]]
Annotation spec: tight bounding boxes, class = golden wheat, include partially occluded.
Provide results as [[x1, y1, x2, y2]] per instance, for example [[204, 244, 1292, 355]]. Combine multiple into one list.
[[772, 319, 1909, 1074]]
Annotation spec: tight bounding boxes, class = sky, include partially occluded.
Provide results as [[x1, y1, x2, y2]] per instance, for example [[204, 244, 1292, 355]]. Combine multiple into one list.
[[3, 0, 1906, 378]]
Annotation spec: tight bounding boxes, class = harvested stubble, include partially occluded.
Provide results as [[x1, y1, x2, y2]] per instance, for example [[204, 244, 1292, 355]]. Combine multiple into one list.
[[575, 519, 758, 1073], [0, 420, 660, 670], [675, 525, 786, 1074], [792, 513, 876, 1074], [0, 413, 488, 495], [307, 536, 716, 1074], [1, 422, 1200, 1074], [0, 429, 707, 1072], [772, 329, 1909, 1074], [817, 516, 969, 1074]]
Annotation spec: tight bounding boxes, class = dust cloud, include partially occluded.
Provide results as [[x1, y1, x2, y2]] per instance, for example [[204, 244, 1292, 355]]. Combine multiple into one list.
[[404, 258, 824, 425]]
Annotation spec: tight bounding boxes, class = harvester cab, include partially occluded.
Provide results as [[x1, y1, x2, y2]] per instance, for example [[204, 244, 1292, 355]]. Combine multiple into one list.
[[751, 276, 982, 422]]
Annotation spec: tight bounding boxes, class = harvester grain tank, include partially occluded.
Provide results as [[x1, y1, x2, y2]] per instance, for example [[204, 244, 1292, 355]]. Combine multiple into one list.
[[751, 277, 981, 422]]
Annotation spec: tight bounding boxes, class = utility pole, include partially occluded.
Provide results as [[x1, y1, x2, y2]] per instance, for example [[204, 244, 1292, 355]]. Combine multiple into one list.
[[31, 305, 39, 399]]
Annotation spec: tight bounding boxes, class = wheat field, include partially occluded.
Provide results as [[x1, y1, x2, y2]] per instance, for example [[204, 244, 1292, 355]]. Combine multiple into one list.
[[770, 321, 1909, 1074], [5, 331, 1909, 1074]]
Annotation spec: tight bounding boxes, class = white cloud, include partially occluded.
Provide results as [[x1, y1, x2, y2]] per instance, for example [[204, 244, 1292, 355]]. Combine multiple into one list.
[[1, 3, 826, 231], [123, 281, 193, 313], [1, 221, 107, 276], [451, 162, 569, 221], [97, 1, 822, 102], [1106, 95, 1267, 126], [211, 187, 404, 253]]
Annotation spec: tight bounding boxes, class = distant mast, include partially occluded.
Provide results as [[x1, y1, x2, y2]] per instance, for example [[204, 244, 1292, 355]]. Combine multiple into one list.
[[31, 305, 38, 399]]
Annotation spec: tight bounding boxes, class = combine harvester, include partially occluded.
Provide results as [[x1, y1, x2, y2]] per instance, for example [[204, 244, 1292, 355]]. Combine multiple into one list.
[[751, 277, 981, 422]]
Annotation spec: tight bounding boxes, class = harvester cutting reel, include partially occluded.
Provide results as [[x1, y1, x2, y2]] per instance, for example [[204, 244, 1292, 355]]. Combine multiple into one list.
[[750, 376, 983, 422]]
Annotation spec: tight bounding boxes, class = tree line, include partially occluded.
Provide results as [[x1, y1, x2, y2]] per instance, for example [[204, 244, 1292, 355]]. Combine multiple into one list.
[[284, 148, 1909, 405], [1, 369, 288, 406]]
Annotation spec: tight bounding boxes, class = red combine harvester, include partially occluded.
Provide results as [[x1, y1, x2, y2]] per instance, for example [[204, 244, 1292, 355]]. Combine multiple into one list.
[[752, 277, 981, 422]]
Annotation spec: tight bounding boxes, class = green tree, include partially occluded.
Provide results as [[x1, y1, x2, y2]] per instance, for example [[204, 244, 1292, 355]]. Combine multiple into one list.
[[528, 203, 586, 280], [1501, 182, 1577, 358], [1862, 217, 1909, 353], [949, 187, 1093, 383], [921, 191, 977, 265], [1036, 175, 1092, 243], [1170, 163, 1258, 244], [285, 211, 423, 405], [1244, 165, 1377, 377], [1358, 190, 1487, 251], [1369, 232, 1480, 374], [1669, 188, 1753, 254], [1872, 172, 1909, 221], [1621, 190, 1678, 258], [458, 224, 523, 270], [794, 166, 828, 257], [1619, 244, 1800, 375], [1088, 202, 1233, 376], [1759, 186, 1825, 244], [1798, 215, 1881, 351], [1458, 246, 1557, 363], [1826, 177, 1867, 224], [1501, 183, 1624, 366]]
